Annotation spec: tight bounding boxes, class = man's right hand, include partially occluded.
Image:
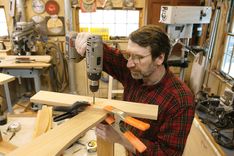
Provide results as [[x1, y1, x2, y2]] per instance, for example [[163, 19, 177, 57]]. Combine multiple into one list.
[[75, 32, 92, 57]]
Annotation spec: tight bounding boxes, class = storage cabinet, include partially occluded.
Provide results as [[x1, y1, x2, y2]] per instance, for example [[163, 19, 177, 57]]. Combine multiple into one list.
[[146, 0, 201, 25]]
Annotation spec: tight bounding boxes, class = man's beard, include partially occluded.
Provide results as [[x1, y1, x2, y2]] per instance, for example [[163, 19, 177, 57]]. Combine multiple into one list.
[[130, 65, 155, 80], [130, 71, 143, 79]]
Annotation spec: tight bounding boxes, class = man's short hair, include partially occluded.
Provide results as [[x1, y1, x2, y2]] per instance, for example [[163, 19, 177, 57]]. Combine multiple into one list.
[[129, 25, 171, 64]]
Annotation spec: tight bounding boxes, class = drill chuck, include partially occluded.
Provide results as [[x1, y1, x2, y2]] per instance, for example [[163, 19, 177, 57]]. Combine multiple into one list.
[[89, 80, 99, 92]]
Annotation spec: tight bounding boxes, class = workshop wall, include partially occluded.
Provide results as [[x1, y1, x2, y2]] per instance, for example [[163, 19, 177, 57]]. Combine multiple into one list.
[[0, 0, 147, 99], [203, 0, 233, 96], [0, 0, 200, 99]]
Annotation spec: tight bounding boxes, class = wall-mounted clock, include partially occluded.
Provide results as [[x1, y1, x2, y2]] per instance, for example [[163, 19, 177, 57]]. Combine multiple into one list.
[[32, 0, 45, 14]]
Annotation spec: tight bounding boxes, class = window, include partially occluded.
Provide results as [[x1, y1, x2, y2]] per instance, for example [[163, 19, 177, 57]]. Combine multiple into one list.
[[221, 35, 234, 78], [78, 9, 140, 37], [0, 7, 8, 37]]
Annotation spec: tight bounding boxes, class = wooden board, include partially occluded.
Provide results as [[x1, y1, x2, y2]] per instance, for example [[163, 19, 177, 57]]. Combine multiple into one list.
[[30, 91, 158, 120], [0, 73, 15, 85], [97, 137, 114, 156], [32, 106, 51, 138], [6, 108, 107, 156]]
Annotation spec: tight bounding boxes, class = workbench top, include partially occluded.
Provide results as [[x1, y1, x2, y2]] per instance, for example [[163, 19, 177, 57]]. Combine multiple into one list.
[[0, 55, 51, 69], [0, 73, 15, 85]]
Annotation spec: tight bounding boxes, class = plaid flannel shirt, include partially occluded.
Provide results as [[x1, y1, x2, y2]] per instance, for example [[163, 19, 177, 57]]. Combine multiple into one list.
[[103, 44, 195, 156]]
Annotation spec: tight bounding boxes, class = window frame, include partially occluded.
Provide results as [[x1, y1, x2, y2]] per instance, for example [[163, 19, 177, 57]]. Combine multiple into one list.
[[78, 8, 141, 37], [220, 33, 234, 79], [0, 6, 9, 38]]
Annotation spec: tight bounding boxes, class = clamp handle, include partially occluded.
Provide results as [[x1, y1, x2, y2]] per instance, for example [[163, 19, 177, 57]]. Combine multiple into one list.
[[104, 115, 147, 153], [104, 105, 150, 131], [123, 131, 147, 153], [124, 116, 150, 131]]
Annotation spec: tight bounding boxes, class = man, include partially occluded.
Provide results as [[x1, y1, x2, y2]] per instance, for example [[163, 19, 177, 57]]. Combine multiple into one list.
[[75, 25, 195, 156]]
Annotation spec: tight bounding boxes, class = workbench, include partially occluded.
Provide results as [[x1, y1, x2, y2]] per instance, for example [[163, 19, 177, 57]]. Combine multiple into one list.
[[0, 55, 51, 93], [0, 73, 15, 112], [0, 55, 51, 110]]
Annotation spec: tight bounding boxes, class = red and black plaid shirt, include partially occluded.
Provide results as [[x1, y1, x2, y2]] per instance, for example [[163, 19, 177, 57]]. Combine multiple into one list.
[[103, 44, 195, 156]]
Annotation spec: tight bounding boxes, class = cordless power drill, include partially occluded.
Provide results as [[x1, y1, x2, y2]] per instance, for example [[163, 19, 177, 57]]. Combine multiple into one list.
[[86, 35, 103, 104], [69, 33, 103, 104]]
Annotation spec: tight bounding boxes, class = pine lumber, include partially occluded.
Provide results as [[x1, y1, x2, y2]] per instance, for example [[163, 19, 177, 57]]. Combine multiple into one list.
[[32, 106, 51, 138], [30, 90, 158, 120]]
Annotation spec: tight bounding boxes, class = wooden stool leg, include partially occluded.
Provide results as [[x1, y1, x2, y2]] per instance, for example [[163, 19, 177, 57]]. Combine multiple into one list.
[[97, 136, 114, 156]]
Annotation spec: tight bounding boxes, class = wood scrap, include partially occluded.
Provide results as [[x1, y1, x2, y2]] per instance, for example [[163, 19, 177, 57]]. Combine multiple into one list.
[[0, 131, 17, 154], [32, 105, 52, 138], [46, 106, 53, 131], [97, 136, 114, 156]]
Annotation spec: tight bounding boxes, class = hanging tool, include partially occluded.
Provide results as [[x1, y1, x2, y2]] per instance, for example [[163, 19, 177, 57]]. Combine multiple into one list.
[[53, 101, 90, 122], [104, 105, 150, 153]]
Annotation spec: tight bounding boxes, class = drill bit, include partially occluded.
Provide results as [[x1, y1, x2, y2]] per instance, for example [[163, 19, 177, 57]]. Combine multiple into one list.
[[93, 93, 95, 104]]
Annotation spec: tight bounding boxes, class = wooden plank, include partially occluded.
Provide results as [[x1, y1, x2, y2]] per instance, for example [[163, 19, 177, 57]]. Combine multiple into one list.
[[32, 106, 51, 138], [30, 91, 158, 120], [97, 137, 114, 156], [7, 108, 107, 156], [0, 73, 15, 85]]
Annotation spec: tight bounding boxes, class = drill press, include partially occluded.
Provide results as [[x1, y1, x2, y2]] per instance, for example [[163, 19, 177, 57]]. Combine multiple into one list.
[[86, 35, 103, 104]]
